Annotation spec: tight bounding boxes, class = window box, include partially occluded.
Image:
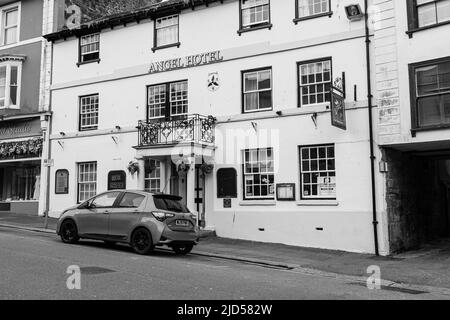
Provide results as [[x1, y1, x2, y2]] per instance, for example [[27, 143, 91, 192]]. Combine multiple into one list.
[[237, 23, 272, 35], [76, 58, 101, 67], [409, 57, 450, 132], [296, 200, 339, 206], [406, 0, 450, 38]]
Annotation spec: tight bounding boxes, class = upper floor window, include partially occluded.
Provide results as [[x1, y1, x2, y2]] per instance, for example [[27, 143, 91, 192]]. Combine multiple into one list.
[[407, 0, 450, 35], [1, 4, 19, 46], [298, 58, 332, 107], [79, 33, 100, 64], [242, 67, 272, 113], [147, 80, 188, 120], [239, 0, 271, 33], [79, 94, 99, 131], [295, 0, 332, 21], [153, 15, 179, 50], [0, 61, 21, 109], [410, 57, 450, 129]]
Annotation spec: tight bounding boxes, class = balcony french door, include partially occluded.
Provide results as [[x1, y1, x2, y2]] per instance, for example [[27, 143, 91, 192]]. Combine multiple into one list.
[[147, 80, 188, 121]]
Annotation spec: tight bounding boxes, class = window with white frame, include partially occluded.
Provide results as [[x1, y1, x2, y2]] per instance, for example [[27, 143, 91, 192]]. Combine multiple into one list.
[[240, 0, 271, 29], [148, 84, 166, 119], [170, 81, 188, 116], [416, 0, 450, 28], [78, 162, 97, 203], [145, 159, 161, 193], [79, 94, 99, 131], [1, 4, 19, 46], [298, 59, 332, 106], [154, 15, 179, 48], [147, 81, 188, 119], [0, 61, 21, 109], [300, 145, 336, 199], [79, 33, 100, 63], [296, 0, 331, 19], [243, 148, 275, 199], [243, 68, 272, 113]]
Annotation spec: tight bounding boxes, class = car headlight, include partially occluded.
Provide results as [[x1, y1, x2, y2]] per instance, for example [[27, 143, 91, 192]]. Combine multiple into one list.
[[152, 211, 175, 222]]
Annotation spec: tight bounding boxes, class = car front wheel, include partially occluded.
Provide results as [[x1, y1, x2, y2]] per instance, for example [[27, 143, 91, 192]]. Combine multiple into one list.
[[172, 244, 194, 255], [131, 228, 154, 255], [60, 220, 80, 244]]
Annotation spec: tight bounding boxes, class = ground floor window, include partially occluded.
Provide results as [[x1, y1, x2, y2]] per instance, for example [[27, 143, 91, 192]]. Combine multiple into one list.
[[0, 163, 40, 201], [243, 148, 275, 199], [299, 144, 336, 199], [78, 162, 97, 203], [145, 159, 161, 193]]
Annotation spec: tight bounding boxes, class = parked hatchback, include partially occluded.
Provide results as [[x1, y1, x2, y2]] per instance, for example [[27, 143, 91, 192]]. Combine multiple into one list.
[[56, 191, 199, 255]]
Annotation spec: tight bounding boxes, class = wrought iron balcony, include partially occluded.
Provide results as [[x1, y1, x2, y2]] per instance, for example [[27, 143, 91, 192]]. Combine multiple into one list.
[[137, 114, 216, 147]]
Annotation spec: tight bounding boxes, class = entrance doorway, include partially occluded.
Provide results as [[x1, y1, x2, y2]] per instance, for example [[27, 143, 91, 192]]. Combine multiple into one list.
[[383, 148, 450, 253]]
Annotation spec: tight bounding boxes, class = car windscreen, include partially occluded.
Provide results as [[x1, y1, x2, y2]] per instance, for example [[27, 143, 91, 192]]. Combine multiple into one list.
[[153, 197, 190, 213]]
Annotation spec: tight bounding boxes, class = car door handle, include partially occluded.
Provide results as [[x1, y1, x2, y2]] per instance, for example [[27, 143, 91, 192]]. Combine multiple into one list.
[[103, 210, 110, 215]]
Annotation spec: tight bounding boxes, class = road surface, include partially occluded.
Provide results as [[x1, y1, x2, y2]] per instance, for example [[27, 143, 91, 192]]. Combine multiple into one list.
[[0, 226, 448, 300]]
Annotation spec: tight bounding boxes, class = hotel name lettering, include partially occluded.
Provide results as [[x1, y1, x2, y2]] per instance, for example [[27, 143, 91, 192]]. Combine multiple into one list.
[[149, 51, 224, 74]]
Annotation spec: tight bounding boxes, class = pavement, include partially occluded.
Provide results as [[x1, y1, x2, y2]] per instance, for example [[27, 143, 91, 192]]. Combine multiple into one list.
[[1, 212, 450, 295]]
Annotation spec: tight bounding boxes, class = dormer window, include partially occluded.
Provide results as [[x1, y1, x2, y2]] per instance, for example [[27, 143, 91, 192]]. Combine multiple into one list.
[[0, 55, 23, 109], [0, 3, 19, 46]]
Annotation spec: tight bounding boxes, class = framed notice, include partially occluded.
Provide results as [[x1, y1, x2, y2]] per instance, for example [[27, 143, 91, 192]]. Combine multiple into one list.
[[276, 184, 296, 201], [108, 171, 126, 190], [55, 169, 69, 194]]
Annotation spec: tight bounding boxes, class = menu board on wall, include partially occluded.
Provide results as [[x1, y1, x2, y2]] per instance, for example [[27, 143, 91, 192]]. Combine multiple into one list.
[[108, 171, 126, 190]]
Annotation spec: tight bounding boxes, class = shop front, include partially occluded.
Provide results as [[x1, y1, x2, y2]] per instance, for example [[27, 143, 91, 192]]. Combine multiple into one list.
[[0, 116, 44, 215]]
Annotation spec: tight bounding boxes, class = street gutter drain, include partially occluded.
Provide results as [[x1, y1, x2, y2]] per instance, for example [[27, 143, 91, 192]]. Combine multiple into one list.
[[80, 267, 116, 275]]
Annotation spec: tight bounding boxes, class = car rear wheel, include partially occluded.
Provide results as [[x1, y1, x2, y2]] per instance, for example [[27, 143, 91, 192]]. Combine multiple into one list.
[[60, 220, 79, 244], [172, 244, 194, 255], [131, 228, 154, 255]]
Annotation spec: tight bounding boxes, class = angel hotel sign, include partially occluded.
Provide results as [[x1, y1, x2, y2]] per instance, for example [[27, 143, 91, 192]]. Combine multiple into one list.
[[149, 50, 224, 74]]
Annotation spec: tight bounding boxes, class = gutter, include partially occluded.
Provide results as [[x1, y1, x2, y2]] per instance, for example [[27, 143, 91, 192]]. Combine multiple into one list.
[[364, 0, 379, 256]]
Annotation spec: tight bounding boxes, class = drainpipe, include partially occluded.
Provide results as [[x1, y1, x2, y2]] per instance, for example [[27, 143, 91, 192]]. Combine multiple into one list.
[[44, 40, 54, 229], [364, 0, 379, 256]]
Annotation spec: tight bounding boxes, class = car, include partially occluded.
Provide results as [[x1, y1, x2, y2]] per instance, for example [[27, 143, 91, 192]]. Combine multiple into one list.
[[56, 190, 200, 255]]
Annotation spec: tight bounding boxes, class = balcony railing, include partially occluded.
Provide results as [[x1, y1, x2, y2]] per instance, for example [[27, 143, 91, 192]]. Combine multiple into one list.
[[138, 114, 216, 147]]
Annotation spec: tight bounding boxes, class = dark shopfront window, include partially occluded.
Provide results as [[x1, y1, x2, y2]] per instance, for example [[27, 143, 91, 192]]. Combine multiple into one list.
[[0, 163, 40, 201]]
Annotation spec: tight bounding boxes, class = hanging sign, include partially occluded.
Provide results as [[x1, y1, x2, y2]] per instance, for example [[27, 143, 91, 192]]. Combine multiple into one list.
[[331, 86, 347, 130], [149, 51, 224, 74]]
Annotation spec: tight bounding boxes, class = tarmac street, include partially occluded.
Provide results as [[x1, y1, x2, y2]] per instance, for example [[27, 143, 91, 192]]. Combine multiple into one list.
[[0, 227, 449, 300]]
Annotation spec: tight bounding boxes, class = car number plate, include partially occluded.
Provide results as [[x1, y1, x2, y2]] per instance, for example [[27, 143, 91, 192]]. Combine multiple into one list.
[[176, 220, 189, 226]]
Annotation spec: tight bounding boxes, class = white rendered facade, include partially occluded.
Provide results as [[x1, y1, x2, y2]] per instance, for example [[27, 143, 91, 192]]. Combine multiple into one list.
[[46, 0, 389, 254]]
